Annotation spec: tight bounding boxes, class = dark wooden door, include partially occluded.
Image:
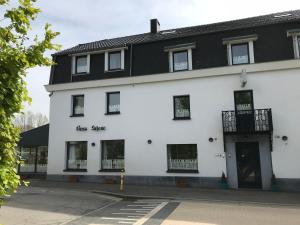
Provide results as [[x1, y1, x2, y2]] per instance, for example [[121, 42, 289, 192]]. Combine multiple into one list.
[[236, 142, 262, 188]]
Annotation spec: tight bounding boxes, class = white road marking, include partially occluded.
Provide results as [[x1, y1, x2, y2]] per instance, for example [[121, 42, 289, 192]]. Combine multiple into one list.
[[112, 212, 146, 216], [120, 208, 150, 211], [133, 201, 168, 225], [127, 204, 158, 207], [101, 217, 138, 221], [59, 201, 118, 225]]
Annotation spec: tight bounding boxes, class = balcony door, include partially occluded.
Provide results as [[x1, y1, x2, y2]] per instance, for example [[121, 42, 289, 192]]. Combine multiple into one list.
[[234, 90, 254, 132], [236, 142, 262, 189]]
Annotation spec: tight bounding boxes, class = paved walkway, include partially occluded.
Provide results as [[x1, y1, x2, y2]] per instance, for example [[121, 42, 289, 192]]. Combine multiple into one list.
[[161, 201, 300, 225], [29, 179, 300, 206]]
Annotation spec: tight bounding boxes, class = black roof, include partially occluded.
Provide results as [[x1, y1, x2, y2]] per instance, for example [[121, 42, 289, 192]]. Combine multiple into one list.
[[18, 124, 49, 147], [54, 10, 300, 56]]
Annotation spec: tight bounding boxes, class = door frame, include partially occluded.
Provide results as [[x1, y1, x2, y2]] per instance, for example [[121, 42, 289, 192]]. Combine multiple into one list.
[[235, 141, 262, 189]]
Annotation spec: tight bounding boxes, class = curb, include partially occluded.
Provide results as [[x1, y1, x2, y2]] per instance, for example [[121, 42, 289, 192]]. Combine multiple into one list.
[[92, 190, 174, 200], [92, 190, 300, 208]]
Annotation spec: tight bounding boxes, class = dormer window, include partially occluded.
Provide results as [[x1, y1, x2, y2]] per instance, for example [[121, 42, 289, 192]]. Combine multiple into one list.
[[71, 54, 90, 75], [223, 35, 257, 66], [164, 43, 195, 72], [76, 56, 87, 74], [109, 51, 121, 71], [287, 29, 300, 59], [173, 51, 188, 71], [104, 49, 125, 72], [231, 43, 249, 65]]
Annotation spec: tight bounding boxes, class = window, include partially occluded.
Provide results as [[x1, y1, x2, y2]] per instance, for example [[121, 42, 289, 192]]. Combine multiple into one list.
[[72, 95, 84, 116], [173, 51, 188, 71], [106, 92, 120, 114], [223, 35, 257, 65], [19, 147, 36, 173], [37, 146, 48, 173], [109, 51, 121, 71], [298, 36, 300, 54], [105, 49, 125, 72], [287, 30, 300, 59], [167, 144, 198, 172], [234, 90, 254, 114], [231, 43, 249, 65], [66, 141, 87, 171], [101, 140, 124, 171], [76, 55, 87, 74], [173, 95, 190, 120]]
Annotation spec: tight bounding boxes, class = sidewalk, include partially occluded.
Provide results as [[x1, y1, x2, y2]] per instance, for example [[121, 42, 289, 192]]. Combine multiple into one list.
[[28, 179, 300, 206]]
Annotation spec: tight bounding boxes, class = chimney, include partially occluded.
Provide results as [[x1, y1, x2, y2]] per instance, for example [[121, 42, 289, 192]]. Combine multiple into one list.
[[150, 19, 160, 34]]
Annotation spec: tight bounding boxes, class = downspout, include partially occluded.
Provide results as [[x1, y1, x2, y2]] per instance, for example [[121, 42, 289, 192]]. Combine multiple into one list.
[[129, 43, 134, 86], [129, 43, 133, 77]]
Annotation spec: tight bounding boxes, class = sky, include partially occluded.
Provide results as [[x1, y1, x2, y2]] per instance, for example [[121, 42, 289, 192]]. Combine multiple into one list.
[[4, 0, 300, 117]]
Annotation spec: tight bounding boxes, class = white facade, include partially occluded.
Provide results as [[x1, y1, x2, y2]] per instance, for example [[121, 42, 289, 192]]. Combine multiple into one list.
[[46, 60, 300, 187]]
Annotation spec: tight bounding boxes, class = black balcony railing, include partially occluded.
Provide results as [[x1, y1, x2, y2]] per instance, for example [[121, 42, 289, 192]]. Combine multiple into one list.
[[222, 109, 273, 134]]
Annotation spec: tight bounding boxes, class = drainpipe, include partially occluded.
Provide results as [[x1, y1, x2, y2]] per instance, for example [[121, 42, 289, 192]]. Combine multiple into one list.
[[129, 43, 133, 77]]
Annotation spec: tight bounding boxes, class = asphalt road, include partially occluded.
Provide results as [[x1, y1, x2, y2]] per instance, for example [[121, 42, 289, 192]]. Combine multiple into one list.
[[0, 186, 176, 225], [1, 185, 300, 225]]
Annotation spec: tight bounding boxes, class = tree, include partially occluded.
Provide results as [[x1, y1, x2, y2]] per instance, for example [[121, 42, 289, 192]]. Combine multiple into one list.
[[14, 111, 48, 132], [0, 0, 59, 204]]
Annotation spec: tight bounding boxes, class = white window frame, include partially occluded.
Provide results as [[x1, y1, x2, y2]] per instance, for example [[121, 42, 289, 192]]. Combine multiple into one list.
[[165, 43, 195, 73], [71, 54, 90, 75], [105, 49, 125, 72], [223, 35, 257, 66], [287, 29, 300, 59]]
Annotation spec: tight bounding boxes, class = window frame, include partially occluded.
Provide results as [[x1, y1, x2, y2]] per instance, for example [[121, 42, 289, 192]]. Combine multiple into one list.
[[106, 92, 120, 115], [100, 139, 125, 172], [71, 95, 84, 117], [108, 51, 122, 71], [173, 95, 191, 120], [231, 43, 250, 65], [172, 50, 189, 72], [166, 144, 198, 173], [234, 90, 254, 112], [72, 55, 90, 76], [65, 141, 87, 172]]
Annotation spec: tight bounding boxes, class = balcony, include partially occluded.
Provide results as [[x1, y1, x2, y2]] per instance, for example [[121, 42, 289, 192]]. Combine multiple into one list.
[[222, 109, 273, 134]]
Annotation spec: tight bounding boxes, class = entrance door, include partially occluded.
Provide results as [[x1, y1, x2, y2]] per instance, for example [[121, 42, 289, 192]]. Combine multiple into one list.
[[236, 142, 262, 188]]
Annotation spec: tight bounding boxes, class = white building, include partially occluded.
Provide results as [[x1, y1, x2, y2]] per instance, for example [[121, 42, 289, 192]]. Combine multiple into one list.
[[45, 11, 300, 190]]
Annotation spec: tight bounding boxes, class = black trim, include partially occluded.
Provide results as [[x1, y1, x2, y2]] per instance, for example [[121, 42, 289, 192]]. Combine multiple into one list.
[[101, 140, 125, 171], [172, 50, 189, 72], [108, 51, 122, 71], [63, 169, 87, 172], [75, 55, 88, 74], [234, 90, 254, 112], [99, 169, 123, 172], [105, 112, 121, 115], [70, 114, 84, 117], [231, 43, 250, 65], [106, 92, 120, 114], [65, 141, 87, 171], [167, 169, 199, 173], [173, 95, 191, 120], [71, 95, 84, 117]]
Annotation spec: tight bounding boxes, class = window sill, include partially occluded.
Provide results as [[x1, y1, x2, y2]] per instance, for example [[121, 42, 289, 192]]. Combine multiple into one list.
[[105, 69, 124, 73], [105, 112, 121, 115], [172, 68, 189, 73], [70, 114, 84, 117], [72, 73, 89, 76], [167, 169, 198, 173], [63, 169, 87, 172], [99, 169, 125, 172], [173, 117, 191, 120]]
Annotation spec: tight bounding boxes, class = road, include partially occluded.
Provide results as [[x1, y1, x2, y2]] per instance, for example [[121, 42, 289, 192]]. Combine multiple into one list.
[[1, 185, 300, 225]]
